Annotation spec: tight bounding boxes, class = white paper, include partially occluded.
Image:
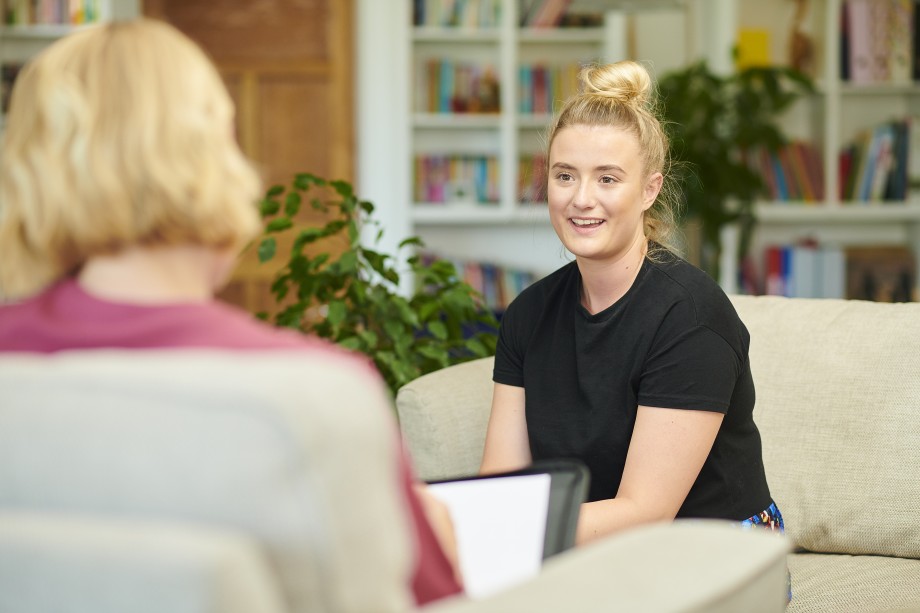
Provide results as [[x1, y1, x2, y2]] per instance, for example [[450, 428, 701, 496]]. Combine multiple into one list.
[[427, 473, 551, 599]]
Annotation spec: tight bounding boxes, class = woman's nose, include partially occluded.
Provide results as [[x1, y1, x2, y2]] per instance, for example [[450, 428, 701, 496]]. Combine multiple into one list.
[[572, 183, 595, 209]]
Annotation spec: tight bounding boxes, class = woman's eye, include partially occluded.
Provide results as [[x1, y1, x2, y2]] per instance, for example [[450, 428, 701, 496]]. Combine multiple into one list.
[[556, 172, 573, 182], [600, 175, 616, 184]]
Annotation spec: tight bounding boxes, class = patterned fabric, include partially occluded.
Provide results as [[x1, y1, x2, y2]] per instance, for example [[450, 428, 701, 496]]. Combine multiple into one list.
[[743, 501, 791, 604], [742, 501, 785, 532]]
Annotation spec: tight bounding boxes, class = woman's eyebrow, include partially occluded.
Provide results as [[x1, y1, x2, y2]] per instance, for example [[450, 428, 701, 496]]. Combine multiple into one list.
[[595, 164, 625, 173]]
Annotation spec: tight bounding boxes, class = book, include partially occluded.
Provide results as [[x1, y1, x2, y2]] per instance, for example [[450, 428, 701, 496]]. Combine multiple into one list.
[[845, 245, 916, 301], [528, 0, 572, 28], [867, 122, 895, 201], [790, 245, 818, 298], [427, 460, 589, 599], [765, 246, 786, 296], [846, 0, 875, 84], [905, 115, 920, 200], [820, 246, 846, 299], [888, 0, 913, 84]]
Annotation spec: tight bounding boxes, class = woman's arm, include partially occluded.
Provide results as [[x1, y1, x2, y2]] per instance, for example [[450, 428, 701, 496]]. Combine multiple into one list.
[[479, 382, 532, 474], [575, 405, 723, 545]]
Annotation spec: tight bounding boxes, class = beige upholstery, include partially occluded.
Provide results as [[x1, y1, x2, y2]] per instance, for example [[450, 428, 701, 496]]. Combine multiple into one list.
[[733, 296, 920, 561], [0, 350, 415, 613], [0, 348, 791, 612], [396, 357, 494, 480], [428, 521, 790, 613], [396, 295, 920, 613], [0, 512, 285, 613]]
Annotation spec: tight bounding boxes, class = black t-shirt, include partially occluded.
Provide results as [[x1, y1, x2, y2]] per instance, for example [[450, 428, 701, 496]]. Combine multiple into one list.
[[493, 254, 773, 520]]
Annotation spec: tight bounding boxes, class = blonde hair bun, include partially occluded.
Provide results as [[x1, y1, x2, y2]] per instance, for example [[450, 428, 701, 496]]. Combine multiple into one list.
[[580, 60, 652, 107]]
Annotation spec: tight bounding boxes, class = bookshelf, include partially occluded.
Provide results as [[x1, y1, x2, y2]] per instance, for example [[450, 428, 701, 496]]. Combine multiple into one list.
[[739, 0, 920, 299], [358, 0, 694, 301], [359, 0, 920, 300]]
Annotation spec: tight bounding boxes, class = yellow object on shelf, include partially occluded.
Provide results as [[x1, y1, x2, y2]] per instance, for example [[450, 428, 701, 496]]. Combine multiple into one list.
[[736, 28, 771, 70]]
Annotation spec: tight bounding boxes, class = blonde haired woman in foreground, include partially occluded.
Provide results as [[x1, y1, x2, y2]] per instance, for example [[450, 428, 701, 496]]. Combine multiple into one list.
[[0, 18, 461, 605], [480, 60, 786, 548]]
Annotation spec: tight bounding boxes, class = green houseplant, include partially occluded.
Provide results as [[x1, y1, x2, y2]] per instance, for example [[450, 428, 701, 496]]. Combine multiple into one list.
[[657, 61, 814, 280], [255, 172, 498, 395]]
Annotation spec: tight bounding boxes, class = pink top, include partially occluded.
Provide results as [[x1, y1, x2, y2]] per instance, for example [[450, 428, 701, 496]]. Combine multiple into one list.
[[0, 278, 463, 606]]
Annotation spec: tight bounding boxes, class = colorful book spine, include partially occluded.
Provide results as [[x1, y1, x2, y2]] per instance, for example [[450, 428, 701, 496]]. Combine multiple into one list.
[[413, 0, 502, 27], [841, 0, 917, 86], [414, 154, 500, 204]]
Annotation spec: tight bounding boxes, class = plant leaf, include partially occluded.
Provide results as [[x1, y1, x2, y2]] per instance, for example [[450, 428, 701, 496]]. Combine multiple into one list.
[[257, 237, 277, 262], [266, 217, 293, 233], [285, 192, 302, 216], [260, 198, 281, 217], [427, 320, 448, 341], [327, 299, 347, 329]]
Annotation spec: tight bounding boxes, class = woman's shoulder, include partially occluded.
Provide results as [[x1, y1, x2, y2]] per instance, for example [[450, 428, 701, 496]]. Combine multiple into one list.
[[644, 253, 747, 339]]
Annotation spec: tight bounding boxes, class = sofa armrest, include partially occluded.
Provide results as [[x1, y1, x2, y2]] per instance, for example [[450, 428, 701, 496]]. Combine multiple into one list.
[[0, 511, 286, 613], [396, 357, 495, 481], [428, 520, 790, 613]]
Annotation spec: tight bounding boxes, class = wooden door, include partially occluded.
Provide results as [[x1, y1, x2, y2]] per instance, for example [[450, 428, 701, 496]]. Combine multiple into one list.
[[144, 0, 354, 314]]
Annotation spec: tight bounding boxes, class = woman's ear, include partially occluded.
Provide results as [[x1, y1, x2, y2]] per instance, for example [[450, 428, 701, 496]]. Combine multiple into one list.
[[643, 172, 664, 210]]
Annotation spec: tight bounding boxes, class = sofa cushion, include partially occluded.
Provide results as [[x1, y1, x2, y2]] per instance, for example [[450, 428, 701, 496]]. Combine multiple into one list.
[[730, 296, 920, 560], [0, 350, 415, 612], [786, 553, 920, 613]]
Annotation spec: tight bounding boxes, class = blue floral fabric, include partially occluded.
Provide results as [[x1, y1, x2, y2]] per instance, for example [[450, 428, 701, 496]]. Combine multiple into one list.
[[742, 501, 791, 604]]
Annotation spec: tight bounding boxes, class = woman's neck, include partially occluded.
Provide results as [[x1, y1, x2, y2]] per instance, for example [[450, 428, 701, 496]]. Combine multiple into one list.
[[577, 236, 648, 315], [77, 245, 231, 305]]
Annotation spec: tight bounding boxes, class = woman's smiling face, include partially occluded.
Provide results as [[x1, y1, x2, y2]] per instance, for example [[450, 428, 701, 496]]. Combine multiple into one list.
[[547, 124, 662, 265]]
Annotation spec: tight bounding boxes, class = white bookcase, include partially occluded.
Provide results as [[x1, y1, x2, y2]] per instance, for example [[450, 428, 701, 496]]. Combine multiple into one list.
[[357, 0, 698, 292], [738, 0, 920, 295], [358, 0, 919, 297]]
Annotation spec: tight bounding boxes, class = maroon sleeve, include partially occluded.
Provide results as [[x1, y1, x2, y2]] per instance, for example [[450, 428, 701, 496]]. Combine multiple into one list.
[[397, 447, 463, 606]]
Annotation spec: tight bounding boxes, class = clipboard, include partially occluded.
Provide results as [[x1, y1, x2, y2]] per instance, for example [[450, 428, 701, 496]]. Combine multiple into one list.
[[425, 459, 589, 598]]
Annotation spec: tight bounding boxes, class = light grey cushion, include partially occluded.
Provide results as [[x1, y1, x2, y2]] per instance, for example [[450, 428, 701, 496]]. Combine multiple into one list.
[[433, 521, 791, 613], [730, 296, 920, 559], [786, 553, 920, 613], [0, 512, 285, 613], [396, 356, 494, 481], [0, 350, 414, 613]]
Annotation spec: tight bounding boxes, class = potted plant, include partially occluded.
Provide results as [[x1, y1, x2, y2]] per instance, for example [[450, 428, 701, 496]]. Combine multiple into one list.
[[657, 61, 814, 281], [255, 172, 498, 395]]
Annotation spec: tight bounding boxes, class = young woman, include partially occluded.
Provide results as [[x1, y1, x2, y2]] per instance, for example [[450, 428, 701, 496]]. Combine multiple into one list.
[[480, 60, 783, 545], [0, 19, 461, 605]]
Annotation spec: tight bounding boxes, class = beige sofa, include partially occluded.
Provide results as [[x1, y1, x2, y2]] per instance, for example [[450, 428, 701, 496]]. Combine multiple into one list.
[[396, 295, 920, 613], [0, 349, 789, 612]]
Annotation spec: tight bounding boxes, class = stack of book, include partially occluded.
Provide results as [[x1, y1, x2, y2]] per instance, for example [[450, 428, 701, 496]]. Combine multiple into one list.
[[840, 0, 915, 85], [839, 118, 914, 202], [2, 0, 103, 25], [424, 253, 537, 311], [760, 243, 846, 299], [414, 154, 500, 204], [412, 0, 503, 28], [419, 59, 500, 114], [519, 0, 572, 27], [518, 63, 580, 115], [744, 141, 825, 203], [757, 243, 916, 302]]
